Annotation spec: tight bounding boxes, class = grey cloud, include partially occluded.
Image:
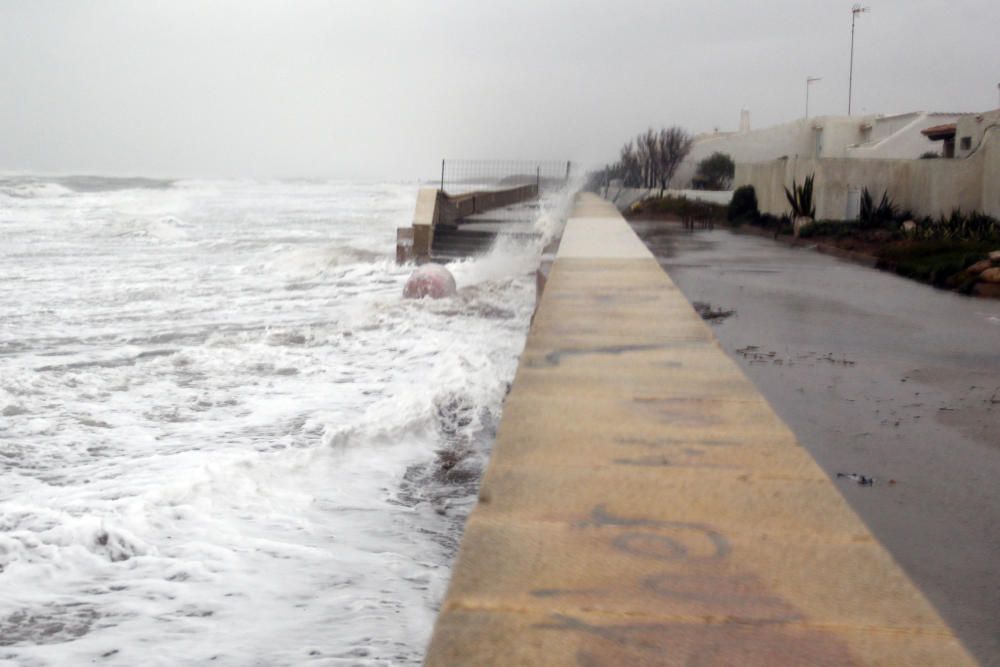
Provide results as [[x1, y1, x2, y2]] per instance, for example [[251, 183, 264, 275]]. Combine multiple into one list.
[[1, 0, 997, 179]]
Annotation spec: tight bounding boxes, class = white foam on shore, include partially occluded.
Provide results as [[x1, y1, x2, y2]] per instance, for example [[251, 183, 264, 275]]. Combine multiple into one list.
[[0, 178, 555, 665]]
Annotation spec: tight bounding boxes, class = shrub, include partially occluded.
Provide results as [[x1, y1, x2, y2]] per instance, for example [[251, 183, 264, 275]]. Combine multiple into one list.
[[693, 152, 735, 190], [728, 185, 758, 222], [632, 195, 726, 221]]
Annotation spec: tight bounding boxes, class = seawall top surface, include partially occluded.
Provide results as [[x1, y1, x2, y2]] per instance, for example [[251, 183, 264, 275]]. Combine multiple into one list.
[[424, 191, 974, 666], [557, 195, 652, 259]]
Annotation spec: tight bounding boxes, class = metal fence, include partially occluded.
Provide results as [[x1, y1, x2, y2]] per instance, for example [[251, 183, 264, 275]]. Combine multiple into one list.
[[439, 160, 572, 196]]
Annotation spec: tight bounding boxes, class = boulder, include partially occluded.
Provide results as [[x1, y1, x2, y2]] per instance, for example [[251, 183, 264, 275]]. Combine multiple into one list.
[[967, 259, 991, 275], [793, 216, 813, 237], [989, 250, 1000, 264], [979, 267, 1000, 284], [403, 263, 457, 299]]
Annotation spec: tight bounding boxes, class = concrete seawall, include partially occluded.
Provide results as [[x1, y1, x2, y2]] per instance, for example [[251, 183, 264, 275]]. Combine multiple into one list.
[[423, 193, 975, 665], [397, 185, 539, 262]]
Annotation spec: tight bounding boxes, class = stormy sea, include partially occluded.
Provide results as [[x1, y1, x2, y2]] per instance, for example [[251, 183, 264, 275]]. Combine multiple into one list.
[[0, 176, 563, 666]]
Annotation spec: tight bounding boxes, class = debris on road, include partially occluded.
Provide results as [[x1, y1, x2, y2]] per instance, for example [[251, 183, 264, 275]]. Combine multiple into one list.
[[836, 472, 875, 486], [692, 301, 735, 323]]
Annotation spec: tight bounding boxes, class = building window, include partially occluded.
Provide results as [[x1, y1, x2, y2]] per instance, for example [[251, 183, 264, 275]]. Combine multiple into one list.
[[960, 137, 972, 151]]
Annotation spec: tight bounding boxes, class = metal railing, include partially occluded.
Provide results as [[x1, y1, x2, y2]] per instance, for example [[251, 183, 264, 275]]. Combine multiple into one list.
[[439, 159, 572, 196]]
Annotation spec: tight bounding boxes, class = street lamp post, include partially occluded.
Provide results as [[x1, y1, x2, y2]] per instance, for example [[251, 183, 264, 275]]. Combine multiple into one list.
[[806, 76, 822, 118], [848, 4, 869, 115]]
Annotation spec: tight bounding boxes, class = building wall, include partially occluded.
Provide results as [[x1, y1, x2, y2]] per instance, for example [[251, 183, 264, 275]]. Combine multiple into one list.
[[845, 113, 963, 159], [867, 113, 919, 142], [955, 109, 1000, 158], [735, 128, 1000, 221], [674, 118, 821, 188], [982, 126, 1000, 215], [822, 120, 860, 157], [679, 112, 968, 188]]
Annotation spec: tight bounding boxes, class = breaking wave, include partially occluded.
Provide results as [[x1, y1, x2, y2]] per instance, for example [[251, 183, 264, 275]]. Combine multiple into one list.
[[0, 178, 557, 665]]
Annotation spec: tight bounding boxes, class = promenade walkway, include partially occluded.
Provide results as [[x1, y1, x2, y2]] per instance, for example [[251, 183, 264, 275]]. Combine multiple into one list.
[[424, 193, 975, 665]]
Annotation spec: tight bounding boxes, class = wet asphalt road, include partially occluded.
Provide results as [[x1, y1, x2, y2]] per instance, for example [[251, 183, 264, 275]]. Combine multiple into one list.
[[631, 220, 1000, 666]]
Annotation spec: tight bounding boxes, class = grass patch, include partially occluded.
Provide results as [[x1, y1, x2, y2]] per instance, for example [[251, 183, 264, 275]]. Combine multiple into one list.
[[630, 196, 727, 221], [878, 241, 993, 287]]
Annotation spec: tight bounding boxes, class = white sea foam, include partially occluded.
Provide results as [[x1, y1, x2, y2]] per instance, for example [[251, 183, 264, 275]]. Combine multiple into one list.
[[0, 178, 554, 665]]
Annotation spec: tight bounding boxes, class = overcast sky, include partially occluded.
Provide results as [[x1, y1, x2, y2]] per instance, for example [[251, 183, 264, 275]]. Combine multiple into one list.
[[2, 0, 998, 179]]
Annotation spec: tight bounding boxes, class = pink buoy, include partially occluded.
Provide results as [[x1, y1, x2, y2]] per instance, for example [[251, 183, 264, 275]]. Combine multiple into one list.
[[403, 263, 457, 299]]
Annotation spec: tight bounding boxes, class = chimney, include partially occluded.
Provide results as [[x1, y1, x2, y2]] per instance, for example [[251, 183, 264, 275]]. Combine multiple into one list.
[[740, 109, 751, 133]]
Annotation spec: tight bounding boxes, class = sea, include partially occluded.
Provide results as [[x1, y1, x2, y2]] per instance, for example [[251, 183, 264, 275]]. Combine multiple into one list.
[[0, 175, 566, 666]]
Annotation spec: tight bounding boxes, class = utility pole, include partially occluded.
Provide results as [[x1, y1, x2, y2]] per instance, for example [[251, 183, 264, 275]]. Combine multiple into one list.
[[806, 76, 822, 118], [848, 4, 869, 115]]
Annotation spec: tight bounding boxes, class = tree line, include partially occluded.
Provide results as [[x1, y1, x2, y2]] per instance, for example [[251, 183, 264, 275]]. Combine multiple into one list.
[[588, 127, 736, 193], [599, 127, 694, 195]]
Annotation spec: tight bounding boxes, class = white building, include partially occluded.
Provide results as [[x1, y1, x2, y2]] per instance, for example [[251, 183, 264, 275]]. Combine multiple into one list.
[[921, 109, 1000, 159], [733, 108, 1000, 221], [676, 111, 972, 188]]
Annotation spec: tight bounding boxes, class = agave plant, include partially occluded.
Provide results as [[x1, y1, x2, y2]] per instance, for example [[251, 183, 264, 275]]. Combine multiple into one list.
[[909, 209, 1000, 241], [784, 175, 816, 219], [969, 212, 1000, 241], [858, 188, 897, 229]]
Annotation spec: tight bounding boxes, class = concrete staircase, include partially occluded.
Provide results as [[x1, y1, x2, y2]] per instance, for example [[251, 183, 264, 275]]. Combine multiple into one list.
[[431, 225, 538, 262]]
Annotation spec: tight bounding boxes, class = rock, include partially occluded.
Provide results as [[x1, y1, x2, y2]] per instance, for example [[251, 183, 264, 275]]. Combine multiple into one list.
[[793, 216, 813, 237], [967, 259, 991, 275], [403, 263, 457, 299], [902, 220, 917, 233], [989, 250, 1000, 264], [979, 267, 1000, 284]]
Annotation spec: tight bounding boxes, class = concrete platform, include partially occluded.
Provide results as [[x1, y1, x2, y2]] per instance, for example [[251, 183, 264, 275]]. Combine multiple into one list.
[[423, 193, 975, 666]]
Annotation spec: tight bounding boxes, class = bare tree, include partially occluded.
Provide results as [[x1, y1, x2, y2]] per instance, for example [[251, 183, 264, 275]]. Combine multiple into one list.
[[639, 128, 660, 189], [616, 141, 641, 187], [656, 127, 693, 197], [598, 125, 694, 196], [634, 133, 649, 188]]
